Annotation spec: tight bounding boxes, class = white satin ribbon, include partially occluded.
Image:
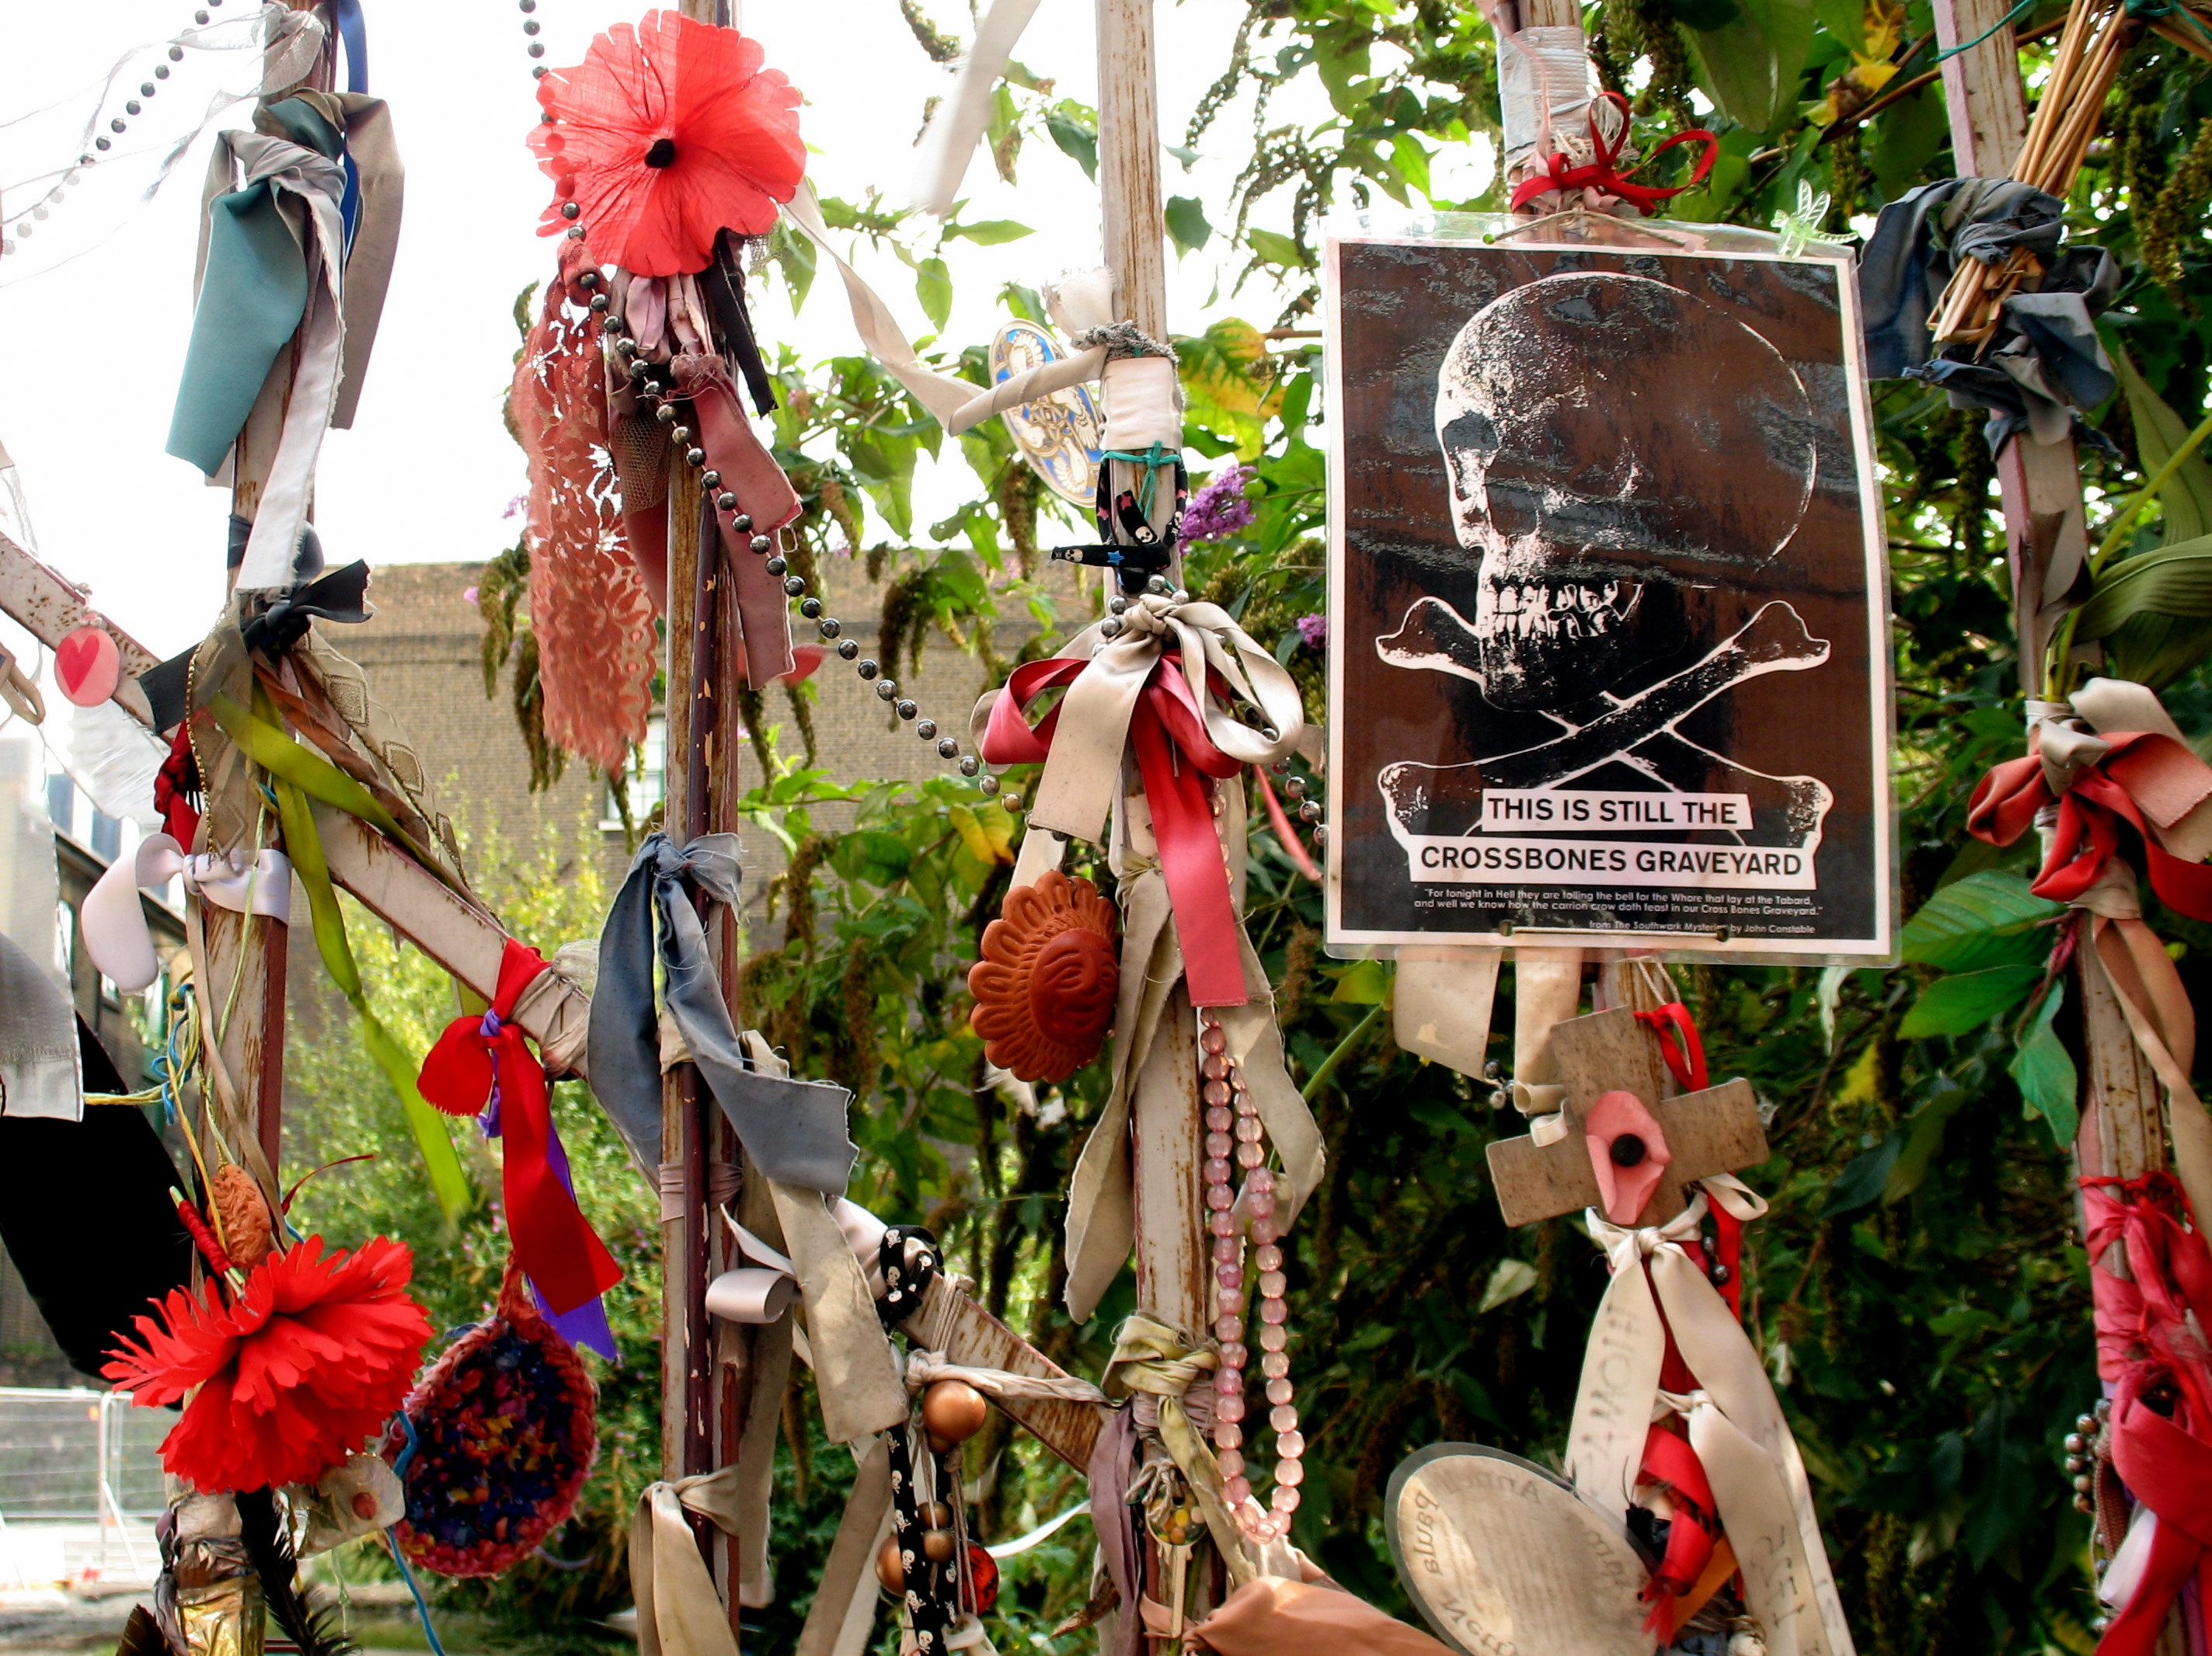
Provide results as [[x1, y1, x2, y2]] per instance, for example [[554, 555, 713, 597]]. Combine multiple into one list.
[[1571, 1185, 1853, 1656], [780, 183, 979, 429], [911, 0, 1047, 217], [82, 833, 291, 993]]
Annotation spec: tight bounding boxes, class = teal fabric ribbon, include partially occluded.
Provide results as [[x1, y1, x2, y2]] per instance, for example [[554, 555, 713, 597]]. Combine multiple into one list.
[[166, 99, 347, 477], [1100, 443, 1177, 517]]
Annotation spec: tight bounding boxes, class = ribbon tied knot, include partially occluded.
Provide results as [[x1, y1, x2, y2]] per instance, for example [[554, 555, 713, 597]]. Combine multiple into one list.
[[979, 594, 1305, 1007]]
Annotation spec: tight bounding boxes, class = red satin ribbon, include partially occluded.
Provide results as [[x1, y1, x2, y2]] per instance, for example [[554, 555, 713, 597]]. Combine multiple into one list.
[[419, 938, 622, 1316], [2081, 1174, 2212, 1656], [983, 652, 1249, 1007], [1508, 91, 1718, 215], [1969, 733, 2212, 921], [1635, 1002, 1709, 1092], [1639, 1422, 1723, 1632]]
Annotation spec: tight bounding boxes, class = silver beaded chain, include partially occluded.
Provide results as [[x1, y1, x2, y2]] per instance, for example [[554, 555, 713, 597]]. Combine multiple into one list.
[[1, 0, 221, 259], [526, 2, 1330, 859]]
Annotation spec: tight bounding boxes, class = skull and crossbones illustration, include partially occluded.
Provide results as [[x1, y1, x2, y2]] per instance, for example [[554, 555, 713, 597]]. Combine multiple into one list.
[[1376, 270, 1834, 848]]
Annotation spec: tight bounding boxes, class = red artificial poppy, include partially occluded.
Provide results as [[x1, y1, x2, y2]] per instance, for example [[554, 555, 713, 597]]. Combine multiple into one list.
[[105, 1235, 433, 1494], [529, 10, 804, 278]]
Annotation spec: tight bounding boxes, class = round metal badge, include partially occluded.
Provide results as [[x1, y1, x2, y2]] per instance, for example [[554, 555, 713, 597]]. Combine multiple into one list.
[[988, 320, 1103, 506]]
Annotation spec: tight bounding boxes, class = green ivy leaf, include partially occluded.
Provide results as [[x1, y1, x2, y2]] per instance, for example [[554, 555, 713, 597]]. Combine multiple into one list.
[[1329, 958, 1392, 1004], [945, 218, 1034, 246], [2008, 980, 2080, 1145], [1899, 965, 2043, 1038], [1046, 103, 1099, 180], [1686, 0, 1817, 134], [1822, 1132, 1903, 1218], [1165, 195, 1212, 255], [915, 256, 953, 332], [1900, 871, 2060, 972], [1245, 228, 1311, 270]]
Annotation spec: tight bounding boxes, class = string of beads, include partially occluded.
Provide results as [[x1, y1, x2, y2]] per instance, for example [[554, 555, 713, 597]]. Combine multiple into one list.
[[2, 0, 221, 259]]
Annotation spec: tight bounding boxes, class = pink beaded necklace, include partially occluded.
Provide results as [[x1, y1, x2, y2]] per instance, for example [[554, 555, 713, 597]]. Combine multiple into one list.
[[1200, 1008, 1305, 1543]]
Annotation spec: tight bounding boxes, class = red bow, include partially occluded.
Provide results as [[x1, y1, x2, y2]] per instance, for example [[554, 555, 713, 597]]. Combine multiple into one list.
[[984, 652, 1249, 1007], [1968, 732, 2212, 921], [419, 939, 621, 1317], [1509, 91, 1718, 216], [2080, 1175, 2212, 1656]]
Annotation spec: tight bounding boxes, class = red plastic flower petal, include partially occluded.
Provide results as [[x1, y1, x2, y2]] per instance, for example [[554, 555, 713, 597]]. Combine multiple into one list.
[[105, 1236, 432, 1494], [529, 9, 804, 277], [1583, 1090, 1674, 1226]]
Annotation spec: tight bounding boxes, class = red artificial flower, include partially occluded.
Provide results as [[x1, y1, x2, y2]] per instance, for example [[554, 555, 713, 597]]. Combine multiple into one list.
[[105, 1236, 432, 1494], [529, 10, 804, 278]]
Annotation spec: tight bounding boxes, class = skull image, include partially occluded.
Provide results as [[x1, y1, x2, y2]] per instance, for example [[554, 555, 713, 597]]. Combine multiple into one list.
[[1434, 271, 1818, 710]]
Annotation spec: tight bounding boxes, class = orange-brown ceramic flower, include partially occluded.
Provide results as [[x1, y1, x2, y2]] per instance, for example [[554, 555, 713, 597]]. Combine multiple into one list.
[[968, 872, 1119, 1083]]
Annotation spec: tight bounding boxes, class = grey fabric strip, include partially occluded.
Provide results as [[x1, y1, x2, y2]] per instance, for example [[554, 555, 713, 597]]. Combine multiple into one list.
[[588, 833, 858, 1191], [0, 928, 82, 1120]]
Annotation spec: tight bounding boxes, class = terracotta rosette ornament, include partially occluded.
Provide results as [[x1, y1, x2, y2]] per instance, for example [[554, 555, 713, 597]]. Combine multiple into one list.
[[968, 871, 1119, 1083]]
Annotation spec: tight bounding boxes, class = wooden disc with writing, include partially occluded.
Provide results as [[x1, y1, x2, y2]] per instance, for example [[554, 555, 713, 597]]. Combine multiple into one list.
[[1386, 1443, 1649, 1656]]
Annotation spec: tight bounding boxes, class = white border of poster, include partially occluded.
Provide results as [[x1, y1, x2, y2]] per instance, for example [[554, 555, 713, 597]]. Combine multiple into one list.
[[1321, 213, 1897, 965]]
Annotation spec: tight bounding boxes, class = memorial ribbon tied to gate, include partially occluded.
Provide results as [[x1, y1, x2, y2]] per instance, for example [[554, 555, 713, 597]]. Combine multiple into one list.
[[7, 0, 2212, 1654]]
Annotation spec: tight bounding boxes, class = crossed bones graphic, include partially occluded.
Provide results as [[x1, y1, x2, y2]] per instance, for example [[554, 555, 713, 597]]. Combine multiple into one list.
[[1375, 597, 1835, 845]]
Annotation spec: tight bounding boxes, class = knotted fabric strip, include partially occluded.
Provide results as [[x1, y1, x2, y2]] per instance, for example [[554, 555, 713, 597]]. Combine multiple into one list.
[[1507, 91, 1717, 215], [590, 832, 858, 1188], [979, 593, 1302, 1007], [1104, 1313, 1256, 1587], [1970, 679, 2212, 1219], [2080, 1174, 2212, 1656], [631, 1465, 745, 1656], [1062, 851, 1323, 1321], [1634, 1001, 1709, 1091], [420, 938, 621, 1328], [0, 929, 83, 1122], [1968, 680, 2212, 918], [239, 560, 374, 657], [82, 833, 291, 995], [905, 1349, 1109, 1405], [671, 353, 799, 685], [1571, 1186, 1854, 1656]]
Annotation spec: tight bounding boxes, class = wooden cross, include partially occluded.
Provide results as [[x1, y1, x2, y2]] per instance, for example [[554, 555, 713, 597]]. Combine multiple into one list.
[[1485, 1008, 1768, 1228]]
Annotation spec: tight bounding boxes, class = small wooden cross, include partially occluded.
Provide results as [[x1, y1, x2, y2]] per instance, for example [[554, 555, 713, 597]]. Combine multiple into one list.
[[1486, 1008, 1768, 1228]]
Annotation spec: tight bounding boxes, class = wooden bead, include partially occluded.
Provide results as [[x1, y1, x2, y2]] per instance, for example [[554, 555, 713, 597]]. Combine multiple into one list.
[[874, 1535, 905, 1594], [921, 1528, 958, 1564], [922, 1379, 989, 1448], [918, 1500, 953, 1530]]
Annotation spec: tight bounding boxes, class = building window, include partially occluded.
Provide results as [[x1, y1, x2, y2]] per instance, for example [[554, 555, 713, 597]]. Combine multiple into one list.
[[604, 715, 666, 832], [91, 810, 120, 862]]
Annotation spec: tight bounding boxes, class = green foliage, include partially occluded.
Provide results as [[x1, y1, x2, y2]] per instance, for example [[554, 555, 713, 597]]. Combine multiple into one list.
[[285, 809, 660, 1649]]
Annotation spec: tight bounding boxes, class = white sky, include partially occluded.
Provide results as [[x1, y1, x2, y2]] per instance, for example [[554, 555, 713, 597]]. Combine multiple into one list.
[[0, 0, 1483, 661]]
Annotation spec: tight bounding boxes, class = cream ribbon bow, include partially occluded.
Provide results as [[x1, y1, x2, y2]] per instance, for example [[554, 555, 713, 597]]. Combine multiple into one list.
[[82, 833, 291, 993], [993, 593, 1307, 847], [1569, 1182, 1855, 1656], [631, 1466, 746, 1656]]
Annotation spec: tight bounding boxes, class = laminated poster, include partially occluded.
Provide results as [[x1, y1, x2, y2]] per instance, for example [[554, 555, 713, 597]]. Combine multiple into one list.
[[1323, 220, 1894, 962]]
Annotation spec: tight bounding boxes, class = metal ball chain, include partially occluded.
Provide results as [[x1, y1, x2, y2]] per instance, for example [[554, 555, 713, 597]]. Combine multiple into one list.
[[2, 2, 210, 258], [538, 81, 1018, 813]]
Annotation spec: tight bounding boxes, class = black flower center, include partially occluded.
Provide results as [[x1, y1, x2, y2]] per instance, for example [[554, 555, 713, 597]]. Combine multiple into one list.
[[644, 137, 678, 169], [1610, 1133, 1648, 1167]]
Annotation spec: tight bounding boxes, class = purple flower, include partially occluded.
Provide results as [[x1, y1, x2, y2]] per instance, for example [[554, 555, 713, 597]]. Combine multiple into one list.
[[1182, 464, 1256, 542], [1296, 614, 1327, 650], [502, 492, 528, 520], [462, 586, 480, 604]]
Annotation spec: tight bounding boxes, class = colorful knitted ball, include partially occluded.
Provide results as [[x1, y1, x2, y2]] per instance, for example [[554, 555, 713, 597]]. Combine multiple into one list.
[[384, 1266, 598, 1578]]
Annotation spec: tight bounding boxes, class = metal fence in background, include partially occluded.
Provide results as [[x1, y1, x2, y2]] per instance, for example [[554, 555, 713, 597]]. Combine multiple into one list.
[[0, 1386, 168, 1524]]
